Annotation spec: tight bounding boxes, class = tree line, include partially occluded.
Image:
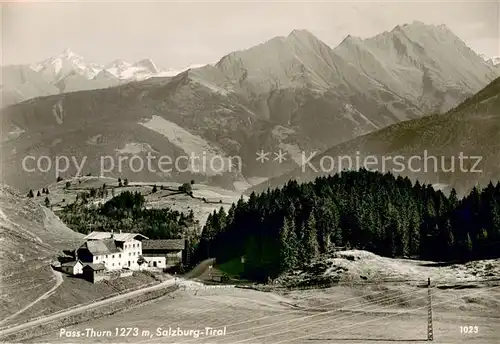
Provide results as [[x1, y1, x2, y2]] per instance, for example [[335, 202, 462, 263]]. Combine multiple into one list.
[[196, 170, 500, 281]]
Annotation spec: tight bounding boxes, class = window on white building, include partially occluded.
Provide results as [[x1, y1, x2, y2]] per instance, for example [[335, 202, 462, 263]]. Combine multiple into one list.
[[119, 254, 121, 258], [112, 255, 114, 258]]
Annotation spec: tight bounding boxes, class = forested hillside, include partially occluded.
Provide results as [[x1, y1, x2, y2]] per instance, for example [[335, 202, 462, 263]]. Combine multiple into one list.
[[197, 170, 500, 281], [58, 190, 200, 246]]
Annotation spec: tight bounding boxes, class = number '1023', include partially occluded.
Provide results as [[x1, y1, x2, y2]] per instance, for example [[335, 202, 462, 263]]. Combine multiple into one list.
[[460, 326, 478, 334]]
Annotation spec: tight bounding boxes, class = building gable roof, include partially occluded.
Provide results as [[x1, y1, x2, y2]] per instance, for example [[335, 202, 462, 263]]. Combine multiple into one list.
[[142, 239, 185, 250], [79, 239, 120, 256], [61, 260, 83, 267], [83, 263, 106, 271], [83, 231, 148, 241]]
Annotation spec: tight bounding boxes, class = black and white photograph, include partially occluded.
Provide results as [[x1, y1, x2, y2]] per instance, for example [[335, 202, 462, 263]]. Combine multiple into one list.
[[1, 1, 499, 343]]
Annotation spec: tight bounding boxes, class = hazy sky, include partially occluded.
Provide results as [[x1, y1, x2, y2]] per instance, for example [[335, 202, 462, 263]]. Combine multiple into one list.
[[3, 1, 499, 68]]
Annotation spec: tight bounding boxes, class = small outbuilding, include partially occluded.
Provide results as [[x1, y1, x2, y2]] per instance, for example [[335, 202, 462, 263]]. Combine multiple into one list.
[[82, 263, 106, 283], [61, 260, 84, 275]]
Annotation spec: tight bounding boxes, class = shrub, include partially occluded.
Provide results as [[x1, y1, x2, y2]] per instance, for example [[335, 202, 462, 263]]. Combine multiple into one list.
[[178, 183, 192, 194]]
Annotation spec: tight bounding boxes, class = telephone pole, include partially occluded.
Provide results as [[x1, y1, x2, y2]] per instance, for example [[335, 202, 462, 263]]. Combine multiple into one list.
[[427, 277, 434, 341]]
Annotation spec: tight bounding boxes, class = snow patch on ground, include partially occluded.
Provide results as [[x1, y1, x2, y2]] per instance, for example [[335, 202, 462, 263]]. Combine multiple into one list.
[[321, 250, 499, 283], [279, 142, 303, 165], [51, 139, 62, 146], [86, 134, 102, 145], [156, 64, 207, 77], [115, 142, 158, 155], [247, 177, 269, 186], [233, 180, 252, 191], [190, 75, 229, 95], [432, 183, 448, 191], [343, 103, 379, 129], [2, 126, 25, 142], [271, 125, 295, 141], [192, 189, 234, 200], [52, 101, 64, 124]]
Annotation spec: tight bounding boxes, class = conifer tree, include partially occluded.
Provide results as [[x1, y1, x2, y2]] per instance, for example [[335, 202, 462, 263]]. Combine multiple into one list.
[[27, 189, 34, 198], [279, 216, 297, 271], [407, 201, 421, 255], [302, 212, 319, 263], [448, 188, 458, 210], [315, 203, 333, 252], [466, 232, 473, 256], [444, 218, 455, 259]]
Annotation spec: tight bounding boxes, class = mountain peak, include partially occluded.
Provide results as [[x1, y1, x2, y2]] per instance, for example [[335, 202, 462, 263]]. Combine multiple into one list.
[[339, 34, 363, 46], [57, 48, 80, 60], [133, 58, 159, 73], [285, 29, 327, 51], [287, 29, 317, 41], [106, 59, 132, 69], [391, 21, 454, 36]]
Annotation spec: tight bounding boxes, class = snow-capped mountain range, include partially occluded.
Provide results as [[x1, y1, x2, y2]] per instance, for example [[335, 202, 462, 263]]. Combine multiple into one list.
[[480, 53, 500, 66], [30, 48, 206, 82], [1, 49, 207, 107]]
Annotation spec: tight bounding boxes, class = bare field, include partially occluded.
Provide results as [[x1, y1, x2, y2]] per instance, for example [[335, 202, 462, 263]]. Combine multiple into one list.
[[28, 283, 500, 344]]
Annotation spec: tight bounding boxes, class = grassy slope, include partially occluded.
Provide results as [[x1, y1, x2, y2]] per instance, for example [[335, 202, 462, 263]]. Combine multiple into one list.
[[0, 185, 83, 320], [34, 176, 245, 228]]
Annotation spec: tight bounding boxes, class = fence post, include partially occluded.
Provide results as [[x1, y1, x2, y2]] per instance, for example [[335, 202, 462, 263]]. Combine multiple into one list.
[[427, 277, 434, 341]]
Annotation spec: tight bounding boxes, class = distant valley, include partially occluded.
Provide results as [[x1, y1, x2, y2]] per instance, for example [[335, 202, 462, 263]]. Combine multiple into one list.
[[250, 76, 500, 196]]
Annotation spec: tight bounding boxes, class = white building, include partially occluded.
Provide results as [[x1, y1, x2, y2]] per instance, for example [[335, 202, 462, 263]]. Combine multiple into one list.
[[61, 259, 84, 275], [76, 231, 148, 271], [142, 239, 186, 270]]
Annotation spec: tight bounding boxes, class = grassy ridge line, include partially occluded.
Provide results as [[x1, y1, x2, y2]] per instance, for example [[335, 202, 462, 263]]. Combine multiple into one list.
[[0, 285, 179, 343]]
